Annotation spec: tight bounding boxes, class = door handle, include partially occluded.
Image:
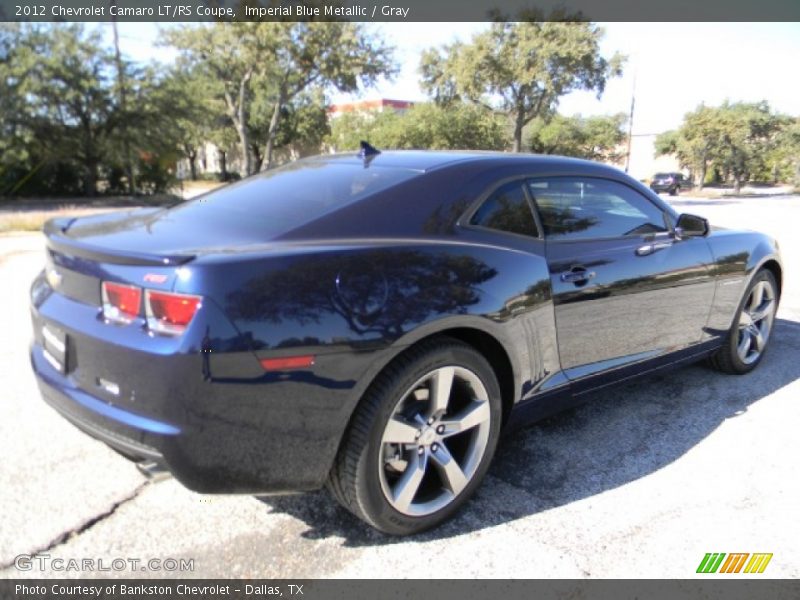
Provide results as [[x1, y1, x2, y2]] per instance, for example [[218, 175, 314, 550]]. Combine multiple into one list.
[[636, 241, 673, 256], [560, 268, 596, 284]]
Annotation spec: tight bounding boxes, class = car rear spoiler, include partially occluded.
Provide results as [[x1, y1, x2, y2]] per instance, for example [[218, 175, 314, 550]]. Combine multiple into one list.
[[43, 217, 195, 267]]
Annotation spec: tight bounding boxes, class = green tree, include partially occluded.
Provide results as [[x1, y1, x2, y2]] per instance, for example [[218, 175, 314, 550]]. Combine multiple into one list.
[[527, 113, 627, 162], [656, 102, 788, 193], [0, 24, 28, 193], [327, 102, 510, 152], [12, 24, 117, 196], [714, 101, 783, 193], [157, 65, 220, 180], [269, 91, 331, 163], [163, 23, 395, 175], [770, 118, 800, 185], [655, 105, 725, 190], [420, 20, 624, 152]]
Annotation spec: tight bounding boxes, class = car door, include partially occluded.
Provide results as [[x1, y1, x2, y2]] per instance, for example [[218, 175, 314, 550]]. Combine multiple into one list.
[[527, 176, 716, 384]]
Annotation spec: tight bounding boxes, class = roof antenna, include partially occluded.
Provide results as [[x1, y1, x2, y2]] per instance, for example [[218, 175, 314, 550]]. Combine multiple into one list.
[[359, 141, 381, 160]]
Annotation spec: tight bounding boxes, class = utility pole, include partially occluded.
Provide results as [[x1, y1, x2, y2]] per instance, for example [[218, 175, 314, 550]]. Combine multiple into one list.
[[110, 3, 136, 194], [624, 69, 636, 174]]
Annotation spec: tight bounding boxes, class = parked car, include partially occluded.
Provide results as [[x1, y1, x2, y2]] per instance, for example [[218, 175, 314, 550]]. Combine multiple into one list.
[[30, 148, 782, 535], [651, 172, 692, 195]]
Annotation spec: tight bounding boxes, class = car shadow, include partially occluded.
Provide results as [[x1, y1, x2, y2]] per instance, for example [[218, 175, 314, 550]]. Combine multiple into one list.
[[257, 317, 800, 546]]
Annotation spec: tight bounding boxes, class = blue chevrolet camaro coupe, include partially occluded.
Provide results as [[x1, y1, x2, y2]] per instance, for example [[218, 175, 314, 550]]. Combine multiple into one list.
[[30, 147, 782, 534]]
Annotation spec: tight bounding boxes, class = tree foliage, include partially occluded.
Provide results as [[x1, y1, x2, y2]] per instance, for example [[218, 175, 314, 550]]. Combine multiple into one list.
[[527, 113, 627, 162], [163, 23, 395, 175], [655, 101, 793, 192], [420, 20, 624, 152], [1, 24, 184, 196], [327, 102, 510, 152]]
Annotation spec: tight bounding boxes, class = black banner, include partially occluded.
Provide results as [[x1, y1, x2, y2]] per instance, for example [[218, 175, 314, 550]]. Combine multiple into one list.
[[1, 0, 800, 22], [2, 580, 800, 600]]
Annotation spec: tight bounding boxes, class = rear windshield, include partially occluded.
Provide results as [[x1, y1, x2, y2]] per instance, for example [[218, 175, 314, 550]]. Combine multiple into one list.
[[653, 173, 675, 178], [169, 160, 419, 236]]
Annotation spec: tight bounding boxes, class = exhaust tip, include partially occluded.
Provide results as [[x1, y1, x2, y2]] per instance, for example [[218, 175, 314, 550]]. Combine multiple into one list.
[[137, 460, 172, 483]]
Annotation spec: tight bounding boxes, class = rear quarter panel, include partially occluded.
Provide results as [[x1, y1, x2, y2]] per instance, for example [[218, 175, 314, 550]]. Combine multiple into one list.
[[180, 237, 558, 422]]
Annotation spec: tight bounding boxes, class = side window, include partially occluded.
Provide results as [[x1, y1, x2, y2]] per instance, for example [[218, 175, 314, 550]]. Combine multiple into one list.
[[470, 181, 539, 238], [527, 178, 668, 241]]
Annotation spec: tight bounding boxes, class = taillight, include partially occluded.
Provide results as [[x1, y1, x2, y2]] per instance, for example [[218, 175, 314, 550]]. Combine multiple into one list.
[[145, 290, 202, 336], [102, 281, 141, 324]]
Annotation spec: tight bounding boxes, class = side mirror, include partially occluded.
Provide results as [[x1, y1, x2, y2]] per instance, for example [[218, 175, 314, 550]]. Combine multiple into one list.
[[675, 213, 709, 238]]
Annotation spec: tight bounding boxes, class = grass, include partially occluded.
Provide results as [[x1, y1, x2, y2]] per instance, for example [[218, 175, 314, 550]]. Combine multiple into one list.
[[0, 206, 130, 234], [0, 191, 188, 234]]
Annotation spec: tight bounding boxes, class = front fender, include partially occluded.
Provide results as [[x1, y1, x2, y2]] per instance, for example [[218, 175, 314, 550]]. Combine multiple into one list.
[[705, 230, 782, 335]]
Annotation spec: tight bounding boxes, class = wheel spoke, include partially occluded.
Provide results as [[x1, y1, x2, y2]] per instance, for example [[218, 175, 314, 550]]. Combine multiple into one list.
[[428, 367, 455, 416], [430, 443, 468, 495], [392, 449, 428, 512], [749, 281, 765, 311], [382, 417, 420, 444], [739, 310, 752, 328], [439, 401, 491, 438], [737, 330, 752, 358], [750, 299, 774, 323], [750, 325, 766, 352]]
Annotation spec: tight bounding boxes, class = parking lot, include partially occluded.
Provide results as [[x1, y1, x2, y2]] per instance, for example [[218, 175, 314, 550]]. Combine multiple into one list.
[[1, 194, 798, 579]]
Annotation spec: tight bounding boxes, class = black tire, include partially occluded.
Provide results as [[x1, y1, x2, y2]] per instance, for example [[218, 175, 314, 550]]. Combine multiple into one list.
[[327, 337, 502, 535], [709, 269, 778, 374], [669, 186, 678, 196]]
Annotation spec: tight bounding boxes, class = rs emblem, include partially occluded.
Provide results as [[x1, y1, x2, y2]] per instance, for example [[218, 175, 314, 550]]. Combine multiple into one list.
[[143, 273, 168, 284]]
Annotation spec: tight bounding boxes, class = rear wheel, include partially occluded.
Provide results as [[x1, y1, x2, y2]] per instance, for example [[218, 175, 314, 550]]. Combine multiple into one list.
[[328, 338, 502, 535], [669, 185, 678, 196], [709, 269, 778, 374]]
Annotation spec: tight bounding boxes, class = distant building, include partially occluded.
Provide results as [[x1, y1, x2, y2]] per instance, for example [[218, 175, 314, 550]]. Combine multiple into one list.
[[328, 98, 415, 119]]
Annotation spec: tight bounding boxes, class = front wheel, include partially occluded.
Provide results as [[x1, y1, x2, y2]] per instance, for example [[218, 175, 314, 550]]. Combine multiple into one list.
[[709, 269, 778, 374], [328, 338, 502, 535]]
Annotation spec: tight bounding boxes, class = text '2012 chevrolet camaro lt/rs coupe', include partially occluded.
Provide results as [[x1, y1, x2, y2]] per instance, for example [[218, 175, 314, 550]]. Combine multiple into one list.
[[30, 147, 782, 534]]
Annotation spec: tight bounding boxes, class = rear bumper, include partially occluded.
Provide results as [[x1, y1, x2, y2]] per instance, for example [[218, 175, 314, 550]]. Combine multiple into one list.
[[650, 184, 676, 192], [32, 344, 168, 462], [29, 334, 379, 494], [28, 288, 392, 495]]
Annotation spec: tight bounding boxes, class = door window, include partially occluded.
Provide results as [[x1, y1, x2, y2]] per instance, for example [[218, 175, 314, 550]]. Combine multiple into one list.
[[527, 178, 668, 241], [470, 181, 539, 237]]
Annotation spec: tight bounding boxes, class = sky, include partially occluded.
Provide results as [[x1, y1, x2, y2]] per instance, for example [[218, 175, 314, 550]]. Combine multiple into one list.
[[113, 22, 800, 136]]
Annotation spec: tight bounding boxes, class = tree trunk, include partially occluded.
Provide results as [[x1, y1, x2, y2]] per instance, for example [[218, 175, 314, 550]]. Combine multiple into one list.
[[697, 163, 707, 191], [264, 89, 286, 170], [222, 69, 253, 176], [84, 159, 98, 197], [218, 149, 227, 181], [733, 174, 742, 195], [188, 152, 197, 181], [511, 111, 525, 153], [251, 143, 263, 173], [235, 124, 251, 177], [82, 125, 97, 197]]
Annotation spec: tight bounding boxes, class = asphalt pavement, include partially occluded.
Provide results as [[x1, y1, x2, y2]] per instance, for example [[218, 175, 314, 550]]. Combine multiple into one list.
[[1, 195, 798, 579]]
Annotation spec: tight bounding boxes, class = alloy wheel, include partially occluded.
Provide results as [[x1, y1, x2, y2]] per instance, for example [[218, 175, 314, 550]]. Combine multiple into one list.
[[378, 366, 492, 517], [737, 279, 777, 364]]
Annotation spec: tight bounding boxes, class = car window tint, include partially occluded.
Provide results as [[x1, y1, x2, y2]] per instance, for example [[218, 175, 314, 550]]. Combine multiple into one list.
[[527, 178, 667, 240], [470, 182, 539, 237], [167, 161, 419, 238]]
